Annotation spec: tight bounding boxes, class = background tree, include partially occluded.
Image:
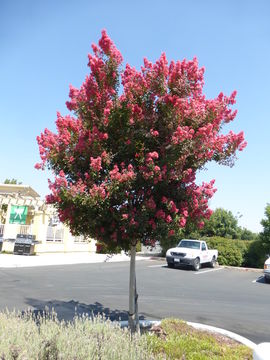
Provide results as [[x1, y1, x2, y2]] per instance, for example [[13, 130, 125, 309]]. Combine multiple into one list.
[[36, 30, 246, 332], [260, 204, 270, 253], [199, 208, 240, 239], [3, 179, 22, 184], [240, 227, 258, 241]]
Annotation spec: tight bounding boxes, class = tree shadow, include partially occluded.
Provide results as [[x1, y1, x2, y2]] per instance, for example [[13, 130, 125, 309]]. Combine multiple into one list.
[[24, 298, 146, 322]]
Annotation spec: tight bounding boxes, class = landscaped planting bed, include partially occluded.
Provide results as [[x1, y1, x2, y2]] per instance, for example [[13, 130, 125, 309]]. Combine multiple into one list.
[[0, 311, 252, 359]]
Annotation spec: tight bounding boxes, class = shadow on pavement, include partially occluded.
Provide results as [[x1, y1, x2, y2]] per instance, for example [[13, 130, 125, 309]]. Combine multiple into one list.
[[24, 298, 146, 322], [256, 276, 268, 284]]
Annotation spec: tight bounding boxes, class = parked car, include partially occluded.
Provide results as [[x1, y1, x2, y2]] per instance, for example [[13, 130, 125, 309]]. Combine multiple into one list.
[[166, 239, 218, 271], [264, 255, 270, 283]]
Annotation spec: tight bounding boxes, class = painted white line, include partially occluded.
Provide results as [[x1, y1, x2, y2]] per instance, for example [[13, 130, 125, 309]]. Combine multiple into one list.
[[252, 276, 264, 283], [194, 267, 224, 275], [148, 264, 165, 268]]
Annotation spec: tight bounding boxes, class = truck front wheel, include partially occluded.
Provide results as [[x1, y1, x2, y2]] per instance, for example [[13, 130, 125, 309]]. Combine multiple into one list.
[[193, 257, 200, 271], [210, 256, 216, 268]]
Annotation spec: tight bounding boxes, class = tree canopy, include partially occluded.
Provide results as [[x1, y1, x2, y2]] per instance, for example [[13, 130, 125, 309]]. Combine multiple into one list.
[[36, 30, 246, 252], [260, 204, 270, 253], [200, 208, 239, 238], [3, 179, 22, 184]]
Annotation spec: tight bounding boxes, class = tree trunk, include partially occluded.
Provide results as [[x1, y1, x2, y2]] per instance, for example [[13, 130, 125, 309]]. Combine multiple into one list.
[[128, 243, 139, 333]]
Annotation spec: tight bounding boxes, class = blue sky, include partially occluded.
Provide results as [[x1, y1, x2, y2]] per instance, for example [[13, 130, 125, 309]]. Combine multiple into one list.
[[1, 0, 269, 232]]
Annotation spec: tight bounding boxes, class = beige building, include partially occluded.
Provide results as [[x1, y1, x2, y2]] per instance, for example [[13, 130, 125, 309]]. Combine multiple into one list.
[[0, 183, 96, 253]]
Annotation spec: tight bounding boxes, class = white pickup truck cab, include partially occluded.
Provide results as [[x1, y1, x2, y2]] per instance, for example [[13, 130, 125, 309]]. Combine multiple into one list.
[[166, 239, 218, 271], [264, 256, 270, 283]]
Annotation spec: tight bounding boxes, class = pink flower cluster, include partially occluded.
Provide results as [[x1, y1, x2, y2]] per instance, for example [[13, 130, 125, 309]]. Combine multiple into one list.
[[90, 157, 102, 172], [90, 184, 107, 199], [109, 164, 136, 183], [172, 126, 194, 144]]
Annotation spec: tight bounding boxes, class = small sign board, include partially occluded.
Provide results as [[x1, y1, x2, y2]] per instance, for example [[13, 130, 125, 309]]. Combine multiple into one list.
[[9, 206, 28, 224]]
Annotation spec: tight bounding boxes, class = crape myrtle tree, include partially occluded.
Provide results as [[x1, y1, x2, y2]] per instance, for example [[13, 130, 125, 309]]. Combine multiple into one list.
[[36, 30, 246, 332]]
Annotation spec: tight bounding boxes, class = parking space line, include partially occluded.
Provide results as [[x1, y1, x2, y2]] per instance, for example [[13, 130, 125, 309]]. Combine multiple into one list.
[[148, 264, 165, 268], [194, 267, 224, 275]]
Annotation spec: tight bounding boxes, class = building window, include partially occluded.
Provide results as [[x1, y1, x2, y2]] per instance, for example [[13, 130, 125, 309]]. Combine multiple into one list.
[[46, 226, 64, 242], [0, 224, 4, 237], [73, 235, 88, 243]]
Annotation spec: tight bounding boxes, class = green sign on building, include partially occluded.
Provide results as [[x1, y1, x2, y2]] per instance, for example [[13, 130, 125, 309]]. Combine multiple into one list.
[[9, 206, 28, 224]]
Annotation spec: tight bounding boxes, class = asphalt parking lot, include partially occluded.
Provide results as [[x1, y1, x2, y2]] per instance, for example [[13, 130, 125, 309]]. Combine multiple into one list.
[[0, 259, 269, 344]]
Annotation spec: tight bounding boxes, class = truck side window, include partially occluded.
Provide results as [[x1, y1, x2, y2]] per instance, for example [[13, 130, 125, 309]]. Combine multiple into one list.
[[202, 243, 206, 251]]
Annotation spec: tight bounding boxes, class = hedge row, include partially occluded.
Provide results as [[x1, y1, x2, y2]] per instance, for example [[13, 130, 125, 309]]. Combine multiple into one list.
[[203, 236, 265, 268]]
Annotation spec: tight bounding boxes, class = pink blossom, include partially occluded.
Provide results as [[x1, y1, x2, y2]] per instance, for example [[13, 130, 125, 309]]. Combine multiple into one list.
[[179, 217, 186, 228], [156, 209, 166, 219], [162, 196, 168, 203], [165, 215, 172, 223], [145, 197, 156, 210], [150, 129, 159, 137], [90, 157, 102, 172], [198, 221, 204, 229], [168, 200, 179, 213], [183, 210, 188, 217], [148, 219, 157, 230]]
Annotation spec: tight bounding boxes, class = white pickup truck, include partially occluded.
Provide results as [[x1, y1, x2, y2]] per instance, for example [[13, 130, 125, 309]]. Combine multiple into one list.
[[166, 239, 218, 271], [264, 255, 270, 283]]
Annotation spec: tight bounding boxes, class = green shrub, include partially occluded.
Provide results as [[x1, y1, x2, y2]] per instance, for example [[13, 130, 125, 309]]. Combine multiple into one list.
[[243, 240, 266, 268], [136, 241, 142, 252], [206, 236, 269, 268], [95, 241, 122, 254], [202, 237, 252, 267]]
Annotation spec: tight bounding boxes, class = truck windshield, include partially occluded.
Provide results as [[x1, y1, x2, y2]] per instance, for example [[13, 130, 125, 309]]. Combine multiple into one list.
[[178, 240, 200, 249]]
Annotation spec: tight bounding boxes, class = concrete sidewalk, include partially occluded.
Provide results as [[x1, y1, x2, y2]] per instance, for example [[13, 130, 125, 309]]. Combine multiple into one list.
[[0, 252, 149, 268]]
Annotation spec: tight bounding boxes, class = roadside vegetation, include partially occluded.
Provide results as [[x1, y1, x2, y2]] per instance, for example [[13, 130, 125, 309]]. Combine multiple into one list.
[[0, 312, 252, 360], [148, 319, 252, 360], [160, 207, 269, 269]]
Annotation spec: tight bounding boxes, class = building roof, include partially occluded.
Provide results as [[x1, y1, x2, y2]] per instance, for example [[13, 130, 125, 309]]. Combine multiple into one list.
[[0, 184, 40, 199]]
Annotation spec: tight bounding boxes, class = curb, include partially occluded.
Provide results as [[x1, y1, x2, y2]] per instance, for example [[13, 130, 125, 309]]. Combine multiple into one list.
[[186, 321, 256, 350], [149, 256, 165, 261], [0, 253, 150, 268], [119, 320, 256, 350], [223, 265, 262, 273]]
